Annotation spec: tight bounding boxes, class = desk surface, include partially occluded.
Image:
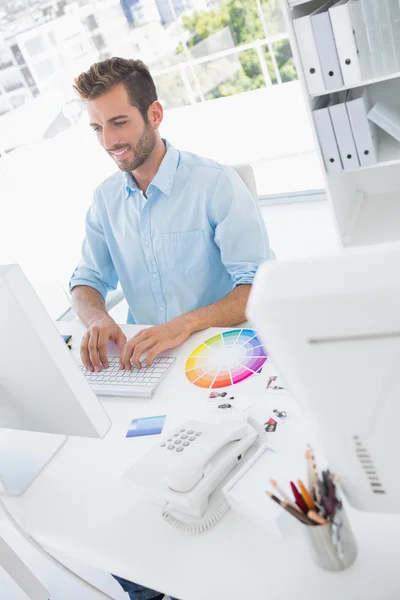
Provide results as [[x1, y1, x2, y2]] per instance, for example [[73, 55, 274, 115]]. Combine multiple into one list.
[[1, 323, 400, 600]]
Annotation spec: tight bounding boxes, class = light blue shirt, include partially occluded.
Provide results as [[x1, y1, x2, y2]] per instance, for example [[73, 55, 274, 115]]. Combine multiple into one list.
[[70, 141, 271, 325]]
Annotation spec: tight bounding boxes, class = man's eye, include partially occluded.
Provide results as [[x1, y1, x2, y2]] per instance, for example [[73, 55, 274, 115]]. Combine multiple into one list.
[[114, 121, 126, 127], [92, 127, 101, 133]]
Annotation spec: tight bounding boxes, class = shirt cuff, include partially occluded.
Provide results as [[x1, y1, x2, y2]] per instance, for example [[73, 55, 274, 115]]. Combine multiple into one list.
[[69, 278, 108, 302]]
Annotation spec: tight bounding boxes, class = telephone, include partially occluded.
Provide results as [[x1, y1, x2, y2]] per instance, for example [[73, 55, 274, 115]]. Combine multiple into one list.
[[124, 419, 258, 519]]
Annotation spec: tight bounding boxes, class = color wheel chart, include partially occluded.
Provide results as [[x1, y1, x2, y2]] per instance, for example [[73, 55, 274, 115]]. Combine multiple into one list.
[[185, 328, 268, 389]]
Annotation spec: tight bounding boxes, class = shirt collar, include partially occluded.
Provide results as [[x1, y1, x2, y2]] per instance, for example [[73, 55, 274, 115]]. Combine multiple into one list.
[[124, 139, 180, 199]]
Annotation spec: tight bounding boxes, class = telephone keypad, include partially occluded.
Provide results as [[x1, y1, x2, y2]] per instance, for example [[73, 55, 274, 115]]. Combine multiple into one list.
[[162, 429, 203, 452]]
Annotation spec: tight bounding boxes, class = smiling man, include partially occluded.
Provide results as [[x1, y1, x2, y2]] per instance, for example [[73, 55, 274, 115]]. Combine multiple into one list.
[[70, 56, 270, 600], [70, 57, 271, 381]]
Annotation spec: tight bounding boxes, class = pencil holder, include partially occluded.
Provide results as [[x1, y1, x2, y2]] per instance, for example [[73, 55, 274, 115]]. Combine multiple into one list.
[[302, 507, 358, 571]]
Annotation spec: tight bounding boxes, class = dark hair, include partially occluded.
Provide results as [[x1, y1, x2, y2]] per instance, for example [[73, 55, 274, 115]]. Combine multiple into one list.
[[73, 57, 158, 120]]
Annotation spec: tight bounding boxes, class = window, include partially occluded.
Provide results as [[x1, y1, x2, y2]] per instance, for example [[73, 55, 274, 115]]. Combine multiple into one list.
[[24, 36, 45, 57]]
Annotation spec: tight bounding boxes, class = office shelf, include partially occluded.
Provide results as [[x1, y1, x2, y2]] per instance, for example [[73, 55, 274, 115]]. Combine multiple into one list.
[[283, 0, 400, 248], [310, 69, 400, 99]]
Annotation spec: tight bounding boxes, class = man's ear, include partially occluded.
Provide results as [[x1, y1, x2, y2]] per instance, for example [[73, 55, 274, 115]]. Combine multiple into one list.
[[148, 101, 163, 130]]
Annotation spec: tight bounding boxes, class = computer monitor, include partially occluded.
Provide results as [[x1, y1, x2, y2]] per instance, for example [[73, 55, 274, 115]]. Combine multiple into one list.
[[0, 264, 111, 495], [247, 243, 400, 513]]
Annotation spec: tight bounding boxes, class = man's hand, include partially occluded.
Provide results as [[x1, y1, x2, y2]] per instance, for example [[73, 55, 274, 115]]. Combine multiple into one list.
[[81, 315, 127, 371], [121, 317, 192, 369]]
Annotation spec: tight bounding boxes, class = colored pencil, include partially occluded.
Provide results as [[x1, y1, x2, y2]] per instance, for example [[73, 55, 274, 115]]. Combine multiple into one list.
[[290, 481, 309, 514], [297, 478, 316, 511], [265, 492, 314, 525], [307, 510, 328, 525], [269, 478, 293, 504]]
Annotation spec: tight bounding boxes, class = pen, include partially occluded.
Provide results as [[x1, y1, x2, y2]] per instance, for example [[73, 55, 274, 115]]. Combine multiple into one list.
[[290, 481, 309, 514], [265, 492, 315, 525], [297, 478, 316, 511], [269, 478, 293, 504]]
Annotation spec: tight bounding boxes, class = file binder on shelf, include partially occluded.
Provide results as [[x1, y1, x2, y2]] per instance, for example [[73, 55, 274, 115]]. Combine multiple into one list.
[[349, 0, 374, 80], [293, 13, 325, 96], [375, 0, 399, 74], [329, 0, 362, 87], [361, 0, 385, 76], [368, 101, 400, 143], [328, 92, 360, 170], [310, 1, 344, 90], [346, 87, 379, 167], [389, 0, 400, 62], [312, 96, 343, 174]]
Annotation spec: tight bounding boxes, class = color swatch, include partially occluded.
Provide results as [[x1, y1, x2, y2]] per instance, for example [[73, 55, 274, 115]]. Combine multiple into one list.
[[185, 329, 268, 389]]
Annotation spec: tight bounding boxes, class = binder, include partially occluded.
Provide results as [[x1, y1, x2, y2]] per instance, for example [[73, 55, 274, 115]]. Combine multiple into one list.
[[293, 14, 325, 96], [349, 0, 374, 79], [375, 0, 399, 74], [360, 0, 384, 76], [388, 0, 400, 63], [312, 96, 343, 174], [310, 1, 344, 90], [328, 92, 360, 170], [346, 87, 379, 167], [329, 0, 362, 87]]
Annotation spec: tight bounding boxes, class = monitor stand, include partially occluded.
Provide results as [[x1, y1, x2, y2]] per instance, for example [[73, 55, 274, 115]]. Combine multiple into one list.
[[0, 430, 67, 496]]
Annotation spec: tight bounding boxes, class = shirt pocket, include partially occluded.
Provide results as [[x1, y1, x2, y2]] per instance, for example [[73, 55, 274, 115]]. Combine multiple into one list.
[[160, 229, 209, 274]]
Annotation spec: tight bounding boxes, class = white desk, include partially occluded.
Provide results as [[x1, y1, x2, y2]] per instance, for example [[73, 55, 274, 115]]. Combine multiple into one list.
[[1, 323, 399, 600]]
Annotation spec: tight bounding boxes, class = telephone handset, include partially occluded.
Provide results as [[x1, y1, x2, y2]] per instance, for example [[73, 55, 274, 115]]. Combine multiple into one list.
[[166, 420, 249, 493], [124, 419, 258, 519]]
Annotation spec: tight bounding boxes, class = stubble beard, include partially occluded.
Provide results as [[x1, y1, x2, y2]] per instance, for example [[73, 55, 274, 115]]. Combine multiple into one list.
[[111, 121, 157, 172]]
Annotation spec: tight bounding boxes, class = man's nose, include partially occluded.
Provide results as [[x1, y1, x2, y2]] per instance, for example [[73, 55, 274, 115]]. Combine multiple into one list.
[[102, 127, 118, 150]]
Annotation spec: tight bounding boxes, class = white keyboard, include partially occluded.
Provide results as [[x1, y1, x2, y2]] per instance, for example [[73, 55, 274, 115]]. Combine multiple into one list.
[[80, 356, 176, 398]]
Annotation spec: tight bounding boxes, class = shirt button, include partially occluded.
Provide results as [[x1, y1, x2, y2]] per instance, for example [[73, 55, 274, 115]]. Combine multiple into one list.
[[152, 273, 157, 279], [160, 306, 164, 311]]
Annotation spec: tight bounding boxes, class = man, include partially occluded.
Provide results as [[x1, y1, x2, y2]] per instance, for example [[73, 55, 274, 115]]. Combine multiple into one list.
[[70, 57, 271, 600]]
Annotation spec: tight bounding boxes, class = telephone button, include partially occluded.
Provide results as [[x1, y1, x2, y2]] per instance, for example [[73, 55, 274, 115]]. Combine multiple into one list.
[[173, 433, 179, 437], [180, 429, 185, 432], [161, 443, 166, 447], [182, 441, 190, 447], [167, 445, 175, 450], [175, 447, 184, 452], [167, 438, 173, 442], [195, 432, 202, 436], [181, 434, 188, 439], [189, 436, 196, 441], [187, 430, 195, 434], [174, 439, 182, 444]]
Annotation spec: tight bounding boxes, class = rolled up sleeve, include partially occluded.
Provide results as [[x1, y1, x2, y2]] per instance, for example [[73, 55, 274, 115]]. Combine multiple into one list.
[[210, 167, 271, 286], [69, 195, 118, 301]]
